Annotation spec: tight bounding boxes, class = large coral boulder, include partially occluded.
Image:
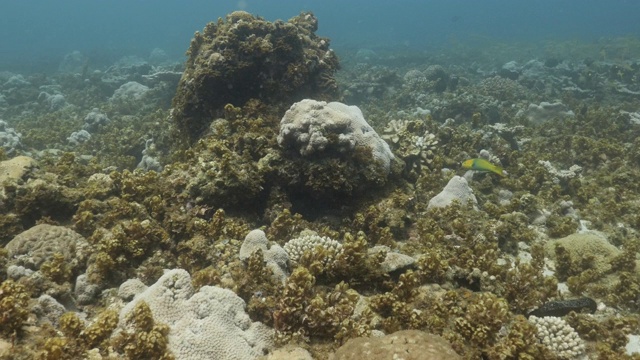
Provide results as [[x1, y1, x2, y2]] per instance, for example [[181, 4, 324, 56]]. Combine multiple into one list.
[[278, 99, 394, 174], [172, 11, 339, 143], [274, 99, 397, 209], [5, 224, 89, 271], [117, 269, 274, 360]]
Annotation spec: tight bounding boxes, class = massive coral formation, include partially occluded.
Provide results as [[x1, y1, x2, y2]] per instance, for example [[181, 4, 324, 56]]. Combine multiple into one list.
[[172, 11, 340, 144]]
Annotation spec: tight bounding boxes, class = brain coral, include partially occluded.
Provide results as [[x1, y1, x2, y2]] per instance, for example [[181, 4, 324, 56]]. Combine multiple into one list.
[[118, 269, 273, 360], [5, 224, 89, 271], [172, 11, 339, 143], [278, 99, 395, 175]]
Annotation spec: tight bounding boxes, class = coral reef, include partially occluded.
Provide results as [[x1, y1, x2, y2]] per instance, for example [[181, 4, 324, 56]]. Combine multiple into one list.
[[2, 10, 640, 360], [381, 118, 440, 179], [0, 120, 22, 155], [5, 224, 88, 274], [239, 229, 289, 282], [283, 230, 342, 267], [271, 99, 401, 211]]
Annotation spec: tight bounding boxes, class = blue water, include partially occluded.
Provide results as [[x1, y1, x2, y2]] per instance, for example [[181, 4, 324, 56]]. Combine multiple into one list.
[[1, 0, 639, 71]]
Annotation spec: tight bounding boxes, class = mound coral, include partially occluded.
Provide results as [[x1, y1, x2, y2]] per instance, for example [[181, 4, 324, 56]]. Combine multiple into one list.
[[172, 11, 339, 143]]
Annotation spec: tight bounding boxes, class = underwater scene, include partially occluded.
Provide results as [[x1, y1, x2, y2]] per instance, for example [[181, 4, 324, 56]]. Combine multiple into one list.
[[2, 0, 640, 359]]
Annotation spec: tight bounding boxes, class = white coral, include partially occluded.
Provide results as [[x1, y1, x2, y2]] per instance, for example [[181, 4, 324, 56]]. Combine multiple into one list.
[[278, 99, 394, 174], [427, 176, 477, 210], [117, 269, 274, 360], [283, 231, 343, 266], [529, 315, 585, 359], [538, 160, 582, 183]]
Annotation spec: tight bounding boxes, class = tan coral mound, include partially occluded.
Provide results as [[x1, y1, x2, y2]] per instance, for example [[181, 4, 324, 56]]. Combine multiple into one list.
[[331, 330, 461, 360]]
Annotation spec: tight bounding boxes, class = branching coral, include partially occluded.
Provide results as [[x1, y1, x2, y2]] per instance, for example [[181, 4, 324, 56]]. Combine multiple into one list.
[[382, 119, 440, 179], [529, 316, 585, 359]]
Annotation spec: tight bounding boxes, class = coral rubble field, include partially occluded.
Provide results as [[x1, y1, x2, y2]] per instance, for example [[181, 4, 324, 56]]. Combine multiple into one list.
[[1, 11, 640, 360]]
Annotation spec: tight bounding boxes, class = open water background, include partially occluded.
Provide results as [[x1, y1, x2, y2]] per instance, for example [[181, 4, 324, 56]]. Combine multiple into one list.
[[1, 0, 639, 71]]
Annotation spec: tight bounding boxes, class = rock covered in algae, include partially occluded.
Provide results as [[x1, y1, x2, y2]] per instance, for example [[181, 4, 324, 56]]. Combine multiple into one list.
[[118, 269, 274, 360], [172, 11, 339, 143], [545, 232, 620, 274], [427, 175, 477, 210], [331, 330, 461, 360], [240, 229, 289, 282], [0, 155, 36, 183], [278, 99, 395, 175], [368, 245, 415, 274], [517, 101, 575, 124]]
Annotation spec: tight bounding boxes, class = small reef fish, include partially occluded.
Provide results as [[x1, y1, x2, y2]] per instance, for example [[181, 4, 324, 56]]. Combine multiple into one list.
[[461, 158, 507, 177]]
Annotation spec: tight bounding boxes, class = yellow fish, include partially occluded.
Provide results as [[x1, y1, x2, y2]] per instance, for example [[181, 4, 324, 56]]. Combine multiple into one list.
[[462, 158, 507, 177]]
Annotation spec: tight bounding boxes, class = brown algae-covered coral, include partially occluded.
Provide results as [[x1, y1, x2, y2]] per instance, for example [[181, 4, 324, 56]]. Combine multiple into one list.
[[0, 279, 30, 338], [172, 11, 339, 143]]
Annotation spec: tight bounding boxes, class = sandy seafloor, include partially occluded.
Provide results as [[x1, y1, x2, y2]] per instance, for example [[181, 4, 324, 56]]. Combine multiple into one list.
[[1, 14, 640, 360]]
